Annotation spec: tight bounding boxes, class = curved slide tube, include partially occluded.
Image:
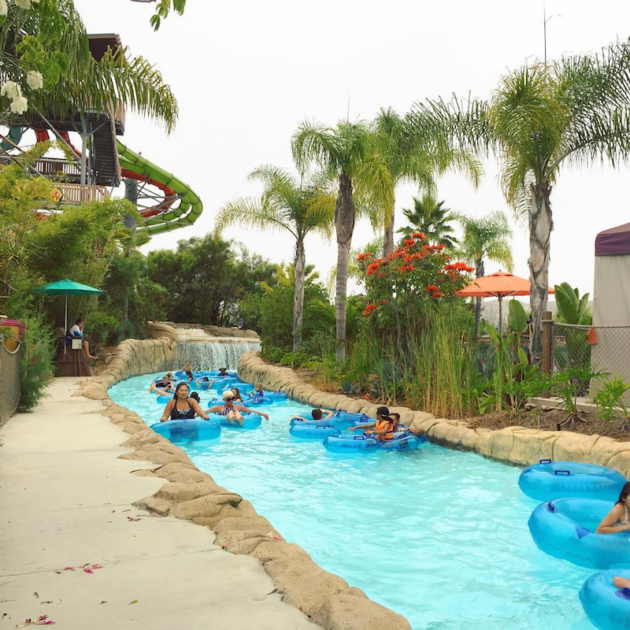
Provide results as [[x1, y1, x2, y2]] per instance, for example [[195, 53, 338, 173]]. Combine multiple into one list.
[[117, 141, 203, 234]]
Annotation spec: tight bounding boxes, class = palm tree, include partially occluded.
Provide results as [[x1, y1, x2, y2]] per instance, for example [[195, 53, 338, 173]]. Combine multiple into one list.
[[373, 108, 480, 256], [407, 41, 630, 361], [292, 119, 391, 362], [456, 211, 514, 337], [397, 193, 458, 248], [215, 166, 335, 352], [129, 0, 187, 31], [0, 0, 178, 130]]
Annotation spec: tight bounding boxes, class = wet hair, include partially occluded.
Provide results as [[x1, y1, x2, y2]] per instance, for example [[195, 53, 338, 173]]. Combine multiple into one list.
[[190, 392, 200, 403], [231, 387, 242, 400], [312, 409, 323, 421], [376, 406, 390, 417], [617, 482, 630, 505], [173, 382, 189, 399], [390, 412, 401, 430]]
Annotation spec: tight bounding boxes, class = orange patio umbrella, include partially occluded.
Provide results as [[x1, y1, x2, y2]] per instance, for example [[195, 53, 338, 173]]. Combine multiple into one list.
[[456, 271, 554, 333]]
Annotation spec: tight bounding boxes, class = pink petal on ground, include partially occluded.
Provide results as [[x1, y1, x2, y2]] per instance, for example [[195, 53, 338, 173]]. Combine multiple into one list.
[[63, 567, 74, 571], [83, 569, 93, 574], [91, 564, 103, 570]]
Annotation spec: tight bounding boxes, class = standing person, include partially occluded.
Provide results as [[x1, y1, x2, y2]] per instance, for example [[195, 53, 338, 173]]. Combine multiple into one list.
[[69, 318, 96, 359], [206, 391, 269, 426], [160, 383, 209, 422], [181, 360, 193, 372], [217, 367, 230, 378]]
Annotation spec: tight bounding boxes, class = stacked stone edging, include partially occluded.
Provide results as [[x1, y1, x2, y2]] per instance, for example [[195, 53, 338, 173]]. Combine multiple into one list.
[[148, 321, 259, 340], [238, 351, 630, 479], [75, 339, 410, 629]]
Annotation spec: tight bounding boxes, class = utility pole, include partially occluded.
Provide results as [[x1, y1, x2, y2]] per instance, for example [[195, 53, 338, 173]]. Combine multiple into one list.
[[543, 2, 562, 64]]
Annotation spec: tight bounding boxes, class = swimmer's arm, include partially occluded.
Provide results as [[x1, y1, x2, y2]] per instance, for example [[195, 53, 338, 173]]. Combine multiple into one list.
[[348, 422, 376, 432], [292, 416, 308, 422], [206, 405, 221, 414], [160, 400, 174, 423], [237, 405, 269, 421], [191, 400, 208, 420], [597, 505, 630, 533], [323, 410, 334, 419]]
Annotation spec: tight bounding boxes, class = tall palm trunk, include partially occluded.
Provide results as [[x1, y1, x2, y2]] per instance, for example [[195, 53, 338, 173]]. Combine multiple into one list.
[[529, 182, 553, 363], [474, 258, 484, 338], [292, 237, 306, 352], [382, 195, 396, 257], [335, 173, 356, 363]]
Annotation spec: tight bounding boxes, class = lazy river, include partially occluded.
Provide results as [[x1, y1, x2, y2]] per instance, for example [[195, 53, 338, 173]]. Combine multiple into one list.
[[109, 372, 597, 629]]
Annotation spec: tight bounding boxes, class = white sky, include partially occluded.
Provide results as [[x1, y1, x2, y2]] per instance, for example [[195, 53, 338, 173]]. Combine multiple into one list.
[[76, 0, 630, 298]]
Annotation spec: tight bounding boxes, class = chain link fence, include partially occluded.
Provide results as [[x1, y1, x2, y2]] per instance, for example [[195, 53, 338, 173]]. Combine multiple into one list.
[[551, 323, 630, 402]]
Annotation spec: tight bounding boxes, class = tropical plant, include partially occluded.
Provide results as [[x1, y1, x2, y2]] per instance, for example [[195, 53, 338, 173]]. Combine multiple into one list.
[[356, 233, 474, 343], [508, 299, 528, 334], [397, 194, 458, 248], [0, 0, 178, 129], [552, 367, 603, 426], [372, 108, 480, 256], [553, 282, 592, 375], [455, 210, 514, 337], [407, 41, 630, 361], [215, 166, 335, 351], [292, 119, 392, 362], [593, 375, 630, 423], [130, 0, 187, 31]]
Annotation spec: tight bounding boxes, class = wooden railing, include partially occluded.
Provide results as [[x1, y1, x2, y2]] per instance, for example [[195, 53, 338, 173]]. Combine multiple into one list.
[[57, 183, 109, 204]]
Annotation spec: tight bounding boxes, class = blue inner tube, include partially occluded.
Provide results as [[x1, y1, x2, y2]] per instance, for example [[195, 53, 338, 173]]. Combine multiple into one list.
[[324, 433, 381, 453], [289, 424, 340, 440], [207, 413, 261, 430], [519, 460, 626, 502], [290, 413, 351, 428], [246, 391, 288, 403], [380, 432, 426, 451], [219, 383, 254, 395], [151, 419, 220, 443], [156, 394, 171, 404], [580, 569, 630, 630], [529, 497, 630, 569]]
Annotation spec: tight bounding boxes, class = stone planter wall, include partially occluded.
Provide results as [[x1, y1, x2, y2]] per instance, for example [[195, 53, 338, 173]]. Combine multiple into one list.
[[0, 335, 21, 428], [238, 351, 630, 479], [75, 338, 410, 630]]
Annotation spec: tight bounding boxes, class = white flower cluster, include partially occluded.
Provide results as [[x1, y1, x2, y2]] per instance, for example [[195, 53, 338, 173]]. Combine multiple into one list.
[[0, 0, 44, 114], [1, 72, 43, 115], [0, 0, 41, 13]]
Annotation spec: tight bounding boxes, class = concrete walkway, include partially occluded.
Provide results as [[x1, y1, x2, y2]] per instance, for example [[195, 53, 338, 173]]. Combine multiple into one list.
[[0, 379, 316, 629]]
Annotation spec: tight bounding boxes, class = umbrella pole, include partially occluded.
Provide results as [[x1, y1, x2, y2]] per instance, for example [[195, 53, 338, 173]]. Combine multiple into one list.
[[64, 293, 68, 356], [498, 296, 503, 335]]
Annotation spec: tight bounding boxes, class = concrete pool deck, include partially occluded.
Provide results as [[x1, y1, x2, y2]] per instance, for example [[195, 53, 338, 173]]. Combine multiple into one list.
[[0, 378, 317, 629]]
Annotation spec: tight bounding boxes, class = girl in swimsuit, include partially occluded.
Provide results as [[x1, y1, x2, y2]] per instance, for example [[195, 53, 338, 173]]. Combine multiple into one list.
[[206, 391, 269, 426], [231, 387, 244, 402], [160, 383, 209, 423], [597, 482, 630, 589], [347, 406, 394, 442]]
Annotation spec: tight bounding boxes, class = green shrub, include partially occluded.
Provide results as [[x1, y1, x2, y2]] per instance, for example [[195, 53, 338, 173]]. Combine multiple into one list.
[[593, 375, 630, 421], [18, 314, 55, 412], [86, 310, 119, 347]]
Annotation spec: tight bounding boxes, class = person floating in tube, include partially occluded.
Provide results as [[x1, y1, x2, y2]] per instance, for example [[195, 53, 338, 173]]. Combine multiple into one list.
[[292, 408, 335, 423], [206, 390, 269, 426], [248, 383, 265, 400], [597, 482, 630, 590], [347, 406, 394, 442], [160, 383, 209, 422]]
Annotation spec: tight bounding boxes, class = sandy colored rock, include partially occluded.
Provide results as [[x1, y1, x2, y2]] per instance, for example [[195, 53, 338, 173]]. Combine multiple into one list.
[[589, 437, 630, 468], [607, 449, 630, 477], [213, 515, 275, 534], [171, 491, 243, 521], [265, 556, 349, 617], [249, 541, 312, 565], [553, 433, 600, 462], [156, 481, 221, 503], [313, 591, 412, 630], [509, 429, 559, 466]]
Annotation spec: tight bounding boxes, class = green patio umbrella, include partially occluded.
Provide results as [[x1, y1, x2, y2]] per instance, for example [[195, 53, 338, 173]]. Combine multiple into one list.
[[35, 279, 103, 354]]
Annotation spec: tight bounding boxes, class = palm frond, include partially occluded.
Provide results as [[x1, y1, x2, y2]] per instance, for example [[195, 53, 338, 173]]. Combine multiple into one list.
[[214, 197, 294, 237]]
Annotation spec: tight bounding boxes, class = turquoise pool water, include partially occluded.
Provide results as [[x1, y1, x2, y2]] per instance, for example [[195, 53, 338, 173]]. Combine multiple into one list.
[[109, 373, 596, 629]]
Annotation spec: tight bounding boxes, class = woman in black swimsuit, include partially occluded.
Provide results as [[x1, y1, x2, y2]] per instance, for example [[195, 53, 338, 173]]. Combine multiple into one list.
[[160, 382, 209, 423]]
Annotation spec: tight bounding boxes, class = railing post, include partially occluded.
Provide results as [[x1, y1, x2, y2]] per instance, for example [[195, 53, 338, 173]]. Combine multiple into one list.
[[541, 310, 553, 398]]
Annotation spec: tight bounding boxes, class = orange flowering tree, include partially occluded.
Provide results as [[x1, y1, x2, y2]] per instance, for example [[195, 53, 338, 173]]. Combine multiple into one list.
[[356, 232, 474, 336]]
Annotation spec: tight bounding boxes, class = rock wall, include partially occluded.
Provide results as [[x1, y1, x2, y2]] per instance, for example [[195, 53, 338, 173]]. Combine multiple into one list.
[[148, 321, 259, 340], [0, 335, 21, 427], [76, 338, 410, 630], [238, 351, 630, 479]]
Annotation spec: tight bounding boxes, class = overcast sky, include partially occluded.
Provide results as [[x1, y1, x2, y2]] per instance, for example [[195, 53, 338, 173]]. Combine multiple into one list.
[[76, 0, 630, 298]]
